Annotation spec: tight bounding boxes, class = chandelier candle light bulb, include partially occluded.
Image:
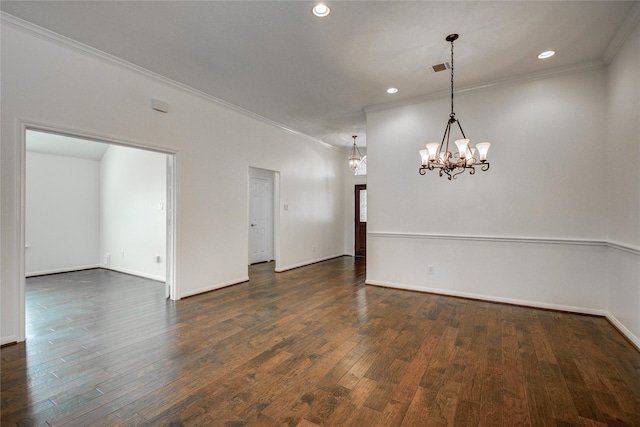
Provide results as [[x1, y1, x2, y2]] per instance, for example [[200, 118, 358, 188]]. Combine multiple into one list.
[[419, 34, 491, 180]]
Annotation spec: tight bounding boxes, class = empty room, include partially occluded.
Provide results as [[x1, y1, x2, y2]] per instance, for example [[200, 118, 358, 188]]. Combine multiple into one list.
[[1, 1, 639, 426]]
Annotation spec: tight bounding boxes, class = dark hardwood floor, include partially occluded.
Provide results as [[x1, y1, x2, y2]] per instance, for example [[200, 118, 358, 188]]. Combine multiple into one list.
[[2, 257, 640, 426]]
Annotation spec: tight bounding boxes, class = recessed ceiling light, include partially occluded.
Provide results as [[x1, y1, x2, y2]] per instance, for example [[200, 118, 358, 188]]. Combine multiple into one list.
[[387, 87, 399, 94], [312, 4, 330, 17], [538, 50, 555, 59]]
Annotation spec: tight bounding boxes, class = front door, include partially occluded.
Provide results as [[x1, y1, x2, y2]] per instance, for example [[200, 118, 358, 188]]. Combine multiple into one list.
[[249, 176, 273, 264], [355, 184, 367, 257]]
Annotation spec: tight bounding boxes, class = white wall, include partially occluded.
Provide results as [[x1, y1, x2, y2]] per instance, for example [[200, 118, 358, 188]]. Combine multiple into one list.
[[25, 151, 100, 275], [606, 22, 640, 344], [100, 145, 167, 281], [1, 17, 345, 344], [366, 67, 610, 312]]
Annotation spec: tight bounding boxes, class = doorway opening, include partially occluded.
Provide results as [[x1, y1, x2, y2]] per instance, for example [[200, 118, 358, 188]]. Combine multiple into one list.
[[355, 184, 367, 257], [17, 124, 178, 342], [248, 167, 279, 269]]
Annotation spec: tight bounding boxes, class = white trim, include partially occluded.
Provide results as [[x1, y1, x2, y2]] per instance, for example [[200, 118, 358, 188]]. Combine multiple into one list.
[[603, 2, 640, 64], [0, 12, 333, 150], [275, 254, 346, 273], [166, 154, 179, 300], [606, 313, 640, 351], [368, 231, 605, 247], [607, 241, 640, 256], [273, 173, 282, 272], [26, 264, 101, 278], [17, 121, 27, 343], [103, 266, 165, 283], [369, 231, 640, 255], [366, 279, 608, 317], [181, 276, 249, 298], [1, 335, 18, 347], [364, 60, 605, 114], [21, 121, 179, 156]]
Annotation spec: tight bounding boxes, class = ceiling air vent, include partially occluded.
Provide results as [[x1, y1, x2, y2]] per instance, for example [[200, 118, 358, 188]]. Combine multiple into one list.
[[428, 62, 451, 73]]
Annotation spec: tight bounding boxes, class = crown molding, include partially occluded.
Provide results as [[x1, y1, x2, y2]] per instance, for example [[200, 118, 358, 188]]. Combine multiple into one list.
[[364, 60, 605, 114], [0, 12, 334, 150], [603, 1, 640, 64]]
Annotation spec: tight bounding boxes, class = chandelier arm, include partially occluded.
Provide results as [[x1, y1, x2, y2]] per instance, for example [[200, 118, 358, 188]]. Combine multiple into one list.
[[443, 121, 453, 161], [440, 120, 451, 149], [455, 118, 467, 140]]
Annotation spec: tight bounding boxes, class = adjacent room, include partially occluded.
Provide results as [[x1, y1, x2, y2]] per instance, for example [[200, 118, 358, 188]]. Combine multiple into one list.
[[1, 1, 639, 425], [25, 130, 169, 284]]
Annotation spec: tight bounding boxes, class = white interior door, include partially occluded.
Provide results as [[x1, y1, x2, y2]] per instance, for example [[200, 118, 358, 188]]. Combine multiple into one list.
[[249, 175, 273, 264]]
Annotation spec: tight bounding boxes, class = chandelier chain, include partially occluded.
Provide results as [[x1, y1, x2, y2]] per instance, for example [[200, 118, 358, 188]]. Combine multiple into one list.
[[450, 37, 455, 118]]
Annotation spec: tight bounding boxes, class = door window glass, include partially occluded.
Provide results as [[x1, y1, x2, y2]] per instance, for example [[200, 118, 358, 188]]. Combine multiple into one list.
[[359, 190, 367, 222]]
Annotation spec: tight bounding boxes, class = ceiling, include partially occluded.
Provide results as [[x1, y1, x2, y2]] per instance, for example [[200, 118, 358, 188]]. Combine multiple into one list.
[[26, 130, 110, 160], [2, 1, 639, 148]]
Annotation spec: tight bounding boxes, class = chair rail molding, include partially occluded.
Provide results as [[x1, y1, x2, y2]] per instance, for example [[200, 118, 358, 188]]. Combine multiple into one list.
[[368, 231, 639, 255]]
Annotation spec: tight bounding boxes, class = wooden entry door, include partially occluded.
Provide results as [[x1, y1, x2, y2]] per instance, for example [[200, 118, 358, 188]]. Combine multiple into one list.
[[355, 185, 367, 257]]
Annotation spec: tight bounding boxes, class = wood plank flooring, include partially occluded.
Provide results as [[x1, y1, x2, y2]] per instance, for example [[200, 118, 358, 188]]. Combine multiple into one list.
[[2, 257, 640, 426]]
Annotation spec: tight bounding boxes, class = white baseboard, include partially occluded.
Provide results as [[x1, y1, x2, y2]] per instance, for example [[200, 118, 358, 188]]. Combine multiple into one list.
[[365, 279, 608, 317], [1, 334, 18, 346], [275, 254, 345, 272], [606, 313, 640, 350], [181, 276, 250, 298], [103, 266, 165, 282], [26, 264, 101, 277]]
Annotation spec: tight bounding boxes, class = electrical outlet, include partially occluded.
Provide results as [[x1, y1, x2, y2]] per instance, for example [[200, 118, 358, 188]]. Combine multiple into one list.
[[428, 265, 434, 274]]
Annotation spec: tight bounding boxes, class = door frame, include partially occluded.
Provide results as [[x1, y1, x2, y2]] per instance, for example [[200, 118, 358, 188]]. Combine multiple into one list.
[[355, 184, 367, 257], [15, 121, 180, 342], [248, 167, 280, 270]]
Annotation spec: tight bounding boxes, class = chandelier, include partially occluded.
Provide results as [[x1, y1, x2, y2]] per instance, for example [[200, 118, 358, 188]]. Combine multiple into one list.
[[348, 135, 362, 171], [419, 34, 490, 180]]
